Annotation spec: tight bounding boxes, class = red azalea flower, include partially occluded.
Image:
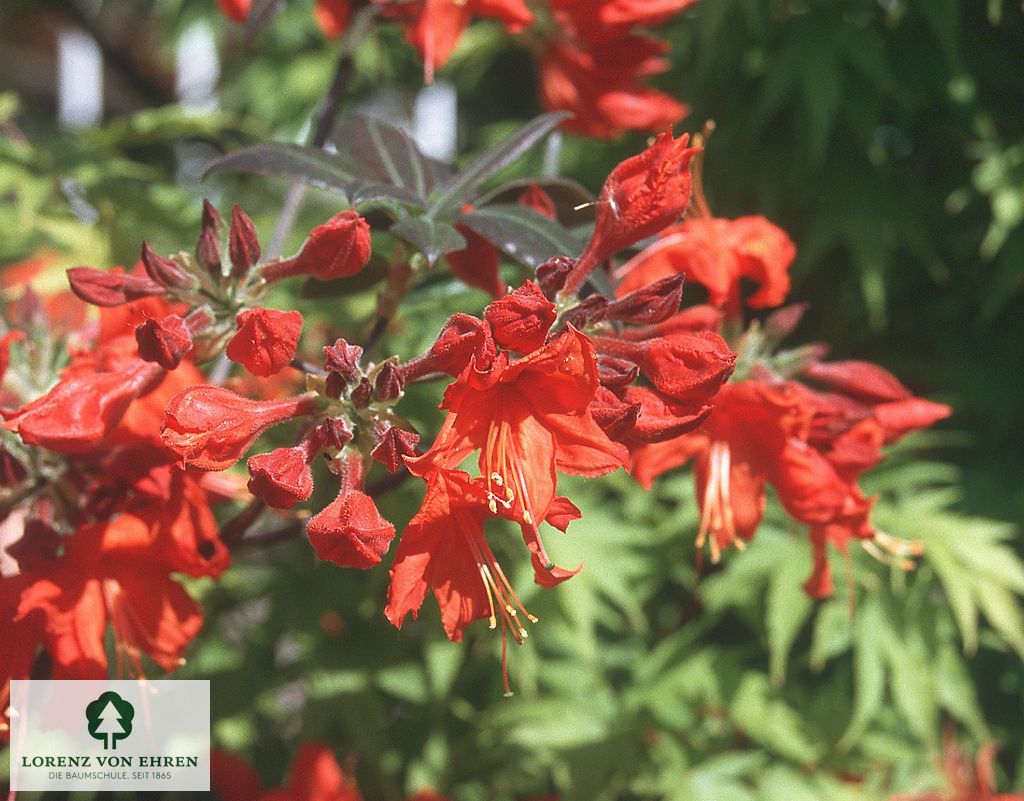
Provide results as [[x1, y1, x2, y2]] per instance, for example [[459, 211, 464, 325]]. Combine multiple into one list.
[[616, 215, 797, 316], [410, 326, 628, 534], [162, 386, 319, 470], [378, 0, 533, 83], [563, 132, 699, 296], [259, 742, 363, 801], [16, 514, 203, 678], [1, 574, 45, 741], [538, 35, 686, 140], [227, 307, 304, 377]]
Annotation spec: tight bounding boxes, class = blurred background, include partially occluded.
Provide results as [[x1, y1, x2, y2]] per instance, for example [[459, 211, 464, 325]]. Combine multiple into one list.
[[1, 1, 1022, 798]]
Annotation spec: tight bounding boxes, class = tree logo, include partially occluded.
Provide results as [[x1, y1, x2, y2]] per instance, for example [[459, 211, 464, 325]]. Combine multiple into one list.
[[85, 691, 135, 750]]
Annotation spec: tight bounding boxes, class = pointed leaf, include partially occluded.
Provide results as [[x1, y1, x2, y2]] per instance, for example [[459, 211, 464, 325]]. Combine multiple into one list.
[[457, 204, 587, 268], [390, 218, 466, 266], [429, 112, 569, 218], [333, 115, 449, 197]]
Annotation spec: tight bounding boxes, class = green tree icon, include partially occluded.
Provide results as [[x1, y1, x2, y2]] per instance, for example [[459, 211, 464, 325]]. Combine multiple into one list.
[[85, 692, 134, 750]]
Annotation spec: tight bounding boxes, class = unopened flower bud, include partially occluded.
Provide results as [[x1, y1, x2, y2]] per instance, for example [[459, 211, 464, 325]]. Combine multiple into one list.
[[67, 267, 165, 307], [484, 281, 556, 354], [228, 204, 261, 277], [0, 447, 28, 486], [247, 446, 314, 509], [351, 378, 372, 409], [371, 425, 420, 472], [373, 363, 403, 403], [536, 255, 575, 300], [261, 211, 371, 282], [161, 386, 318, 471], [316, 417, 354, 451], [604, 275, 684, 325], [196, 226, 223, 277], [226, 308, 303, 377], [323, 338, 363, 383], [201, 199, 224, 232], [141, 241, 192, 288], [518, 184, 557, 219], [136, 315, 193, 370], [597, 355, 639, 389]]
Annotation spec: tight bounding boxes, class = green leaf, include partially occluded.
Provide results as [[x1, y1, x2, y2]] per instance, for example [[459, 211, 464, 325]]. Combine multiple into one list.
[[428, 112, 569, 218], [333, 115, 449, 198], [457, 204, 587, 268], [390, 217, 466, 266], [729, 672, 821, 764], [765, 535, 815, 685], [838, 597, 887, 750], [203, 142, 425, 206]]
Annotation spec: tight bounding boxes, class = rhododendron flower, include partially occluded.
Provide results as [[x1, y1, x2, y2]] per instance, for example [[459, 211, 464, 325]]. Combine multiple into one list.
[[410, 326, 628, 532], [563, 132, 700, 295], [162, 386, 319, 470], [227, 307, 304, 377], [379, 0, 533, 83], [15, 514, 203, 677], [616, 216, 797, 315], [538, 36, 686, 140]]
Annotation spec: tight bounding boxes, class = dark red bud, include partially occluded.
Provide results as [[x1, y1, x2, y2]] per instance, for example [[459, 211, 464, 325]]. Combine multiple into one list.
[[228, 204, 261, 277], [5, 520, 61, 573], [561, 294, 610, 330], [597, 355, 640, 389], [371, 425, 420, 472], [351, 378, 372, 409], [141, 241, 191, 288], [590, 387, 641, 440], [373, 362, 403, 403], [201, 199, 224, 232], [323, 338, 363, 383], [536, 255, 575, 300], [135, 315, 193, 370], [67, 267, 165, 307], [605, 275, 684, 325], [196, 226, 223, 277], [0, 447, 28, 486], [316, 417, 354, 451]]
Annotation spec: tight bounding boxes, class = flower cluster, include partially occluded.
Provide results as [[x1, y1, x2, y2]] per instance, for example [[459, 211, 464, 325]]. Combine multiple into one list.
[[216, 0, 696, 139], [1, 123, 948, 706]]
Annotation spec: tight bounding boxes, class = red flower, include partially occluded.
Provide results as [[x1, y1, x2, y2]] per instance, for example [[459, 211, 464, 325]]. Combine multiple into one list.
[[262, 211, 371, 282], [538, 36, 686, 140], [162, 386, 319, 470], [563, 132, 699, 296], [227, 308, 304, 377], [379, 0, 533, 83], [16, 514, 203, 678], [1, 574, 44, 741], [411, 326, 628, 531], [0, 330, 24, 381], [616, 216, 797, 315]]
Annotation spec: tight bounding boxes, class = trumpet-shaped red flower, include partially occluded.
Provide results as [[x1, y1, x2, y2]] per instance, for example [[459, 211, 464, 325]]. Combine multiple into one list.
[[616, 216, 796, 316], [410, 326, 628, 532], [227, 307, 304, 377], [379, 0, 533, 83], [563, 132, 700, 295], [538, 35, 686, 140], [632, 369, 949, 595], [15, 514, 203, 678], [162, 386, 319, 470]]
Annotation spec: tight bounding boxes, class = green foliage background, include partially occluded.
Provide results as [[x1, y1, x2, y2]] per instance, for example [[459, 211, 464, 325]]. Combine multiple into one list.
[[1, 0, 1022, 798]]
